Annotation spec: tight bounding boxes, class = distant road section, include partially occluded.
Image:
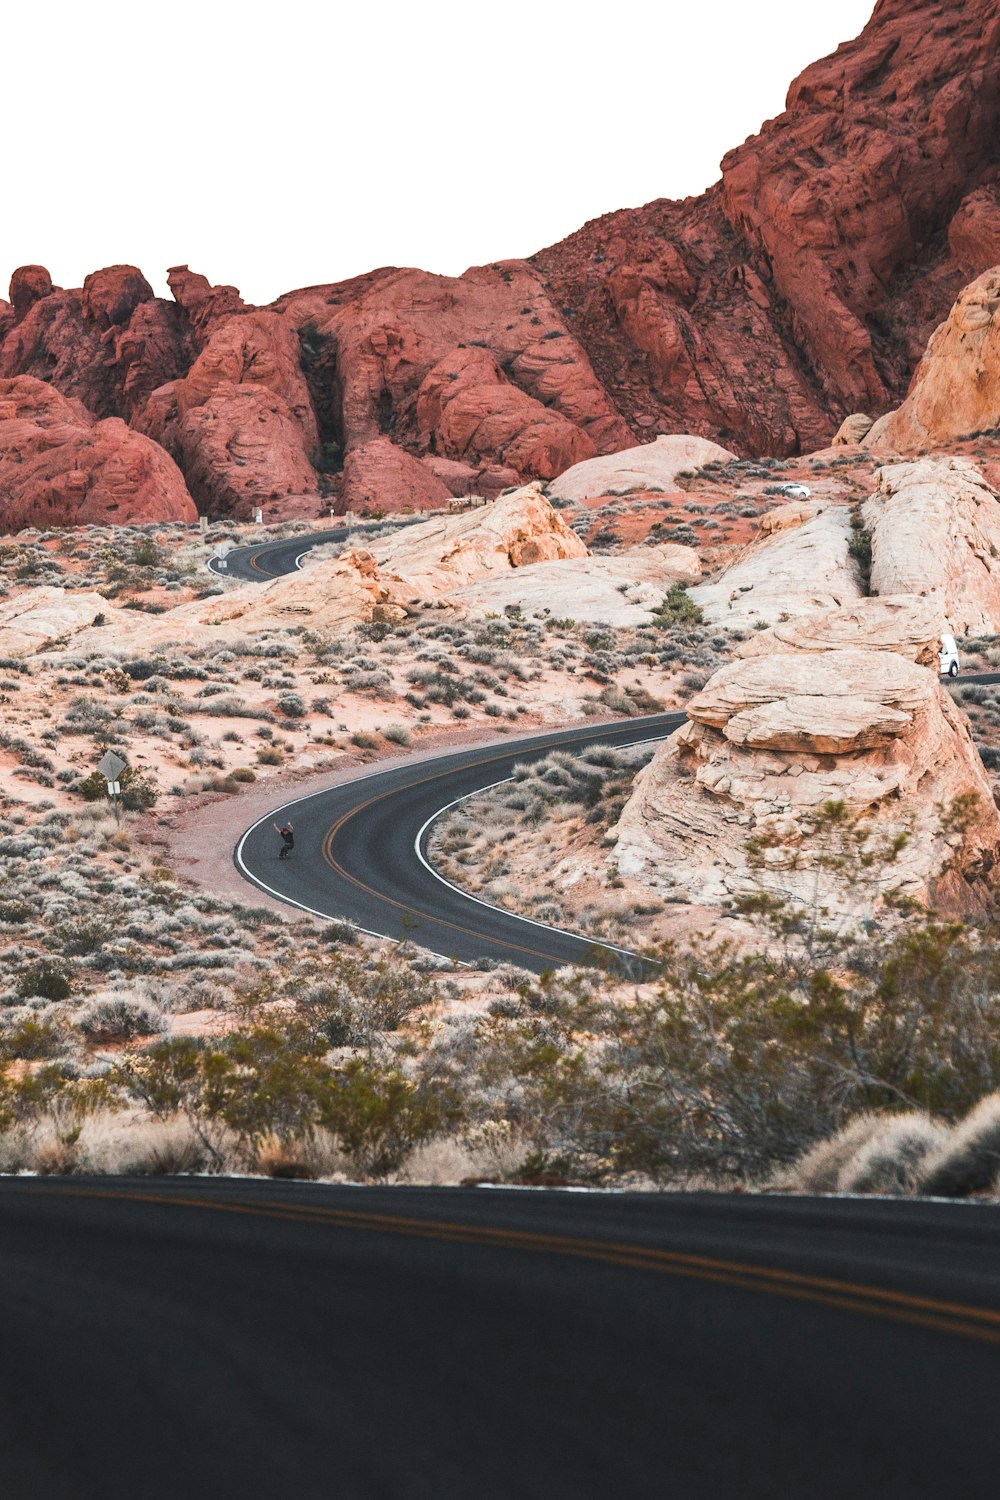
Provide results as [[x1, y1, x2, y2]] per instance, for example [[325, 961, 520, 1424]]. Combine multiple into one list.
[[2, 1179, 999, 1499]]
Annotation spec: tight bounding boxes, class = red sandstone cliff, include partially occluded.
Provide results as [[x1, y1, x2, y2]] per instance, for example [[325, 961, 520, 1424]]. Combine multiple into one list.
[[1, 0, 998, 530]]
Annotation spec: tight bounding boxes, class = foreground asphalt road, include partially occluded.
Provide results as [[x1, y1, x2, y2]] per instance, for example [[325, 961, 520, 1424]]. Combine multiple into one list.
[[237, 714, 684, 971], [2, 1179, 999, 1498]]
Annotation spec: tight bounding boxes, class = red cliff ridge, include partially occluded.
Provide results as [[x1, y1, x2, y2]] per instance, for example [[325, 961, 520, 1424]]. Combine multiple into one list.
[[1, 0, 998, 531]]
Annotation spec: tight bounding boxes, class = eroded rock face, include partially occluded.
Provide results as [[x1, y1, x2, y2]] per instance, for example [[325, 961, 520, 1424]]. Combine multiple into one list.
[[0, 586, 111, 656], [863, 458, 1000, 635], [612, 599, 1000, 916], [136, 309, 322, 516], [692, 502, 860, 629], [548, 434, 736, 504], [340, 437, 452, 515], [448, 545, 701, 626], [0, 375, 196, 531], [9, 266, 53, 321], [0, 265, 190, 423], [367, 482, 588, 607], [868, 269, 1000, 451]]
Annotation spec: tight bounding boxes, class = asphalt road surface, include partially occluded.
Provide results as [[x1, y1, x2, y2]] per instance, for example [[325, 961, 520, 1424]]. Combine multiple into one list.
[[207, 527, 349, 581], [2, 1178, 999, 1499], [206, 517, 426, 582], [237, 714, 684, 972]]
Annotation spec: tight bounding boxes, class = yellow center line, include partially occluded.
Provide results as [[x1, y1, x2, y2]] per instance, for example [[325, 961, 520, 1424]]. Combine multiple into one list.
[[36, 1186, 1000, 1347], [318, 718, 674, 961]]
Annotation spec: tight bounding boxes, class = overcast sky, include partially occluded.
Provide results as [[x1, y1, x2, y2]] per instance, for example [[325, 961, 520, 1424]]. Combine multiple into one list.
[[5, 0, 875, 305]]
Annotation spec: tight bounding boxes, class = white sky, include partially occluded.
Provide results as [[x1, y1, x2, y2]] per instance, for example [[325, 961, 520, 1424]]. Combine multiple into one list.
[[5, 0, 875, 305]]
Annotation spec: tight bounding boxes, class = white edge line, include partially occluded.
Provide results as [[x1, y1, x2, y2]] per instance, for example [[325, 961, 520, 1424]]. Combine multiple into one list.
[[412, 736, 670, 966], [234, 720, 680, 969]]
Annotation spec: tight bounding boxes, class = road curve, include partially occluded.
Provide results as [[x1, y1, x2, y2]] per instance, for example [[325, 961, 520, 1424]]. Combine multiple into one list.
[[226, 528, 1000, 966], [236, 714, 683, 972], [206, 517, 427, 582], [207, 527, 349, 581], [2, 1178, 999, 1499]]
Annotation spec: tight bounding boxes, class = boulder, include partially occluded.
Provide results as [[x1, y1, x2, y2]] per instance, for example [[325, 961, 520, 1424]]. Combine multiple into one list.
[[0, 587, 111, 656], [863, 458, 1000, 635], [612, 599, 1000, 916], [832, 414, 875, 447], [366, 482, 588, 606], [548, 435, 737, 504], [9, 265, 53, 322]]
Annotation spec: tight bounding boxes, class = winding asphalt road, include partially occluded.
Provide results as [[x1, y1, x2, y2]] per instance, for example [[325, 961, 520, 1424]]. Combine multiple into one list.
[[227, 529, 1000, 969], [2, 1178, 999, 1498], [237, 714, 682, 972]]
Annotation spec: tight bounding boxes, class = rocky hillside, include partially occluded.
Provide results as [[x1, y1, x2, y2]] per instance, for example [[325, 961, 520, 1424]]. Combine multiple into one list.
[[2, 0, 999, 530]]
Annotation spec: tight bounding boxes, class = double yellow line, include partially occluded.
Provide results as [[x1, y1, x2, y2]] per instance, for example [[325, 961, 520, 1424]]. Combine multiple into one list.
[[43, 1186, 1000, 1347]]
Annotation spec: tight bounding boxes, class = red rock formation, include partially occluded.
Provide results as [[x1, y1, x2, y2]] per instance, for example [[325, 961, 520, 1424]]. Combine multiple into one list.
[[537, 0, 1000, 453], [0, 266, 190, 422], [3, 0, 1000, 522], [0, 375, 196, 532], [133, 309, 320, 516], [949, 189, 1000, 277], [340, 437, 452, 515], [9, 266, 52, 322], [166, 265, 247, 345]]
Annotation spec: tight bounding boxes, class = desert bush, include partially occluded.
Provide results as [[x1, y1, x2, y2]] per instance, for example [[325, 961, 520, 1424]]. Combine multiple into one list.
[[836, 1113, 947, 1195], [917, 1093, 1000, 1198], [77, 995, 166, 1042], [19, 960, 72, 1001], [775, 1114, 887, 1193]]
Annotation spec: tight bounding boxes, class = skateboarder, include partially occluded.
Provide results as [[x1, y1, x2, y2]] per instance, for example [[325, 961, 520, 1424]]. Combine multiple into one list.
[[274, 820, 295, 859]]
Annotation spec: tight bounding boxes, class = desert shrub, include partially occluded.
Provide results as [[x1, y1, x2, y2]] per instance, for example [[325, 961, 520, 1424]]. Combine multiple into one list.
[[836, 1113, 947, 1195], [651, 584, 704, 627], [276, 692, 307, 718], [0, 1017, 62, 1062], [19, 960, 72, 1001], [917, 1093, 1000, 1197], [383, 724, 412, 746], [78, 995, 166, 1042]]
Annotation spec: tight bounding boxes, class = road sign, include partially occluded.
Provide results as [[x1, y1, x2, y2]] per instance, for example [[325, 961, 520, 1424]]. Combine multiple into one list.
[[107, 781, 121, 796], [97, 750, 127, 781]]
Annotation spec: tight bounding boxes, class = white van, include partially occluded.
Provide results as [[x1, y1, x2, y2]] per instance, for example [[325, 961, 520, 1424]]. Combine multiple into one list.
[[940, 634, 960, 678]]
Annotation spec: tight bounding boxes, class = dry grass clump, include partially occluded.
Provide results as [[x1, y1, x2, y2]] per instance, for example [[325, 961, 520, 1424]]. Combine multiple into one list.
[[774, 1114, 888, 1193], [782, 1095, 1000, 1200], [916, 1093, 1000, 1198], [838, 1114, 948, 1195]]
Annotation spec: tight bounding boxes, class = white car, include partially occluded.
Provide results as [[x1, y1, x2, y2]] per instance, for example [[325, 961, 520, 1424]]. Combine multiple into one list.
[[940, 633, 960, 678], [778, 482, 812, 499]]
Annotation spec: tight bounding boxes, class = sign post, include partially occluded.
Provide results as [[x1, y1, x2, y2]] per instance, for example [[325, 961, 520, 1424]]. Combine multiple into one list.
[[97, 750, 127, 826]]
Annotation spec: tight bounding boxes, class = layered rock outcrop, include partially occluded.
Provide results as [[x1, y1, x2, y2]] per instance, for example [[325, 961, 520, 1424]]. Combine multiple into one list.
[[863, 458, 1000, 634], [548, 435, 736, 504], [867, 268, 1000, 452], [691, 501, 860, 629], [0, 376, 196, 531], [448, 546, 700, 626], [612, 598, 1000, 916]]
